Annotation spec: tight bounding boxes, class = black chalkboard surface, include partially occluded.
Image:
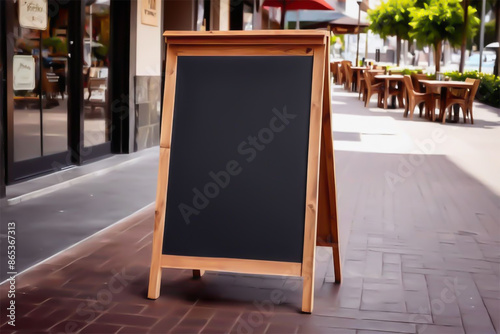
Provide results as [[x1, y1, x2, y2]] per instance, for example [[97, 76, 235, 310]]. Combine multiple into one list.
[[162, 56, 313, 263], [148, 31, 340, 313]]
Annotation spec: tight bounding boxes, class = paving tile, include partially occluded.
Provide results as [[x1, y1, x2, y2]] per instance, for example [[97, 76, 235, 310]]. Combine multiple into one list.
[[95, 313, 158, 327], [483, 298, 500, 334], [79, 323, 123, 333], [415, 324, 464, 334], [404, 291, 431, 314], [150, 316, 183, 333], [298, 326, 355, 334], [48, 319, 89, 333], [402, 273, 427, 292], [432, 315, 462, 327], [116, 326, 148, 333], [264, 322, 299, 333], [109, 303, 147, 315], [308, 316, 416, 333]]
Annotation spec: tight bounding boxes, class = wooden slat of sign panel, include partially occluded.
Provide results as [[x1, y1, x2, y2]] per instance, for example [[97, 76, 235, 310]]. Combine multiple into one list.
[[163, 30, 329, 37], [165, 38, 327, 46], [147, 148, 170, 299], [163, 30, 327, 46], [162, 255, 302, 277], [300, 44, 326, 314], [174, 45, 314, 57]]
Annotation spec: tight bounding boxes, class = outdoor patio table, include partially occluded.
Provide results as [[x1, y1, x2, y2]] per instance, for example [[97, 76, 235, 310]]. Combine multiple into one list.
[[419, 80, 474, 122], [367, 69, 385, 75], [375, 74, 405, 109]]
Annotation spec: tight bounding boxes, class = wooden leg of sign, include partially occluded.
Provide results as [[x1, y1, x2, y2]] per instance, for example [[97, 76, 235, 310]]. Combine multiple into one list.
[[301, 266, 315, 313], [322, 36, 342, 284], [192, 270, 205, 278], [148, 264, 162, 299], [148, 148, 171, 299], [301, 43, 327, 314]]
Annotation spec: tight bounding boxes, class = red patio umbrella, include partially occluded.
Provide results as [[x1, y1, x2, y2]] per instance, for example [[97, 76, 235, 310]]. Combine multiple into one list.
[[262, 0, 334, 29]]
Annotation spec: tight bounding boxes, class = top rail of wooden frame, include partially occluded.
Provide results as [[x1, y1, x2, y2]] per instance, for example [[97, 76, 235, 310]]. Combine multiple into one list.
[[163, 30, 329, 45]]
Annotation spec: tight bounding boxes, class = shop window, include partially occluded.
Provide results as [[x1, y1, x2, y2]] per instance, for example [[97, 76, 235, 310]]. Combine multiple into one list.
[[83, 0, 111, 148]]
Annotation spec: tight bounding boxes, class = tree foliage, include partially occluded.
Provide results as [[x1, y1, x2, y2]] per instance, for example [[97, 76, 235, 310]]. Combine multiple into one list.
[[368, 0, 416, 65], [409, 0, 480, 71], [409, 0, 480, 48], [368, 0, 415, 40]]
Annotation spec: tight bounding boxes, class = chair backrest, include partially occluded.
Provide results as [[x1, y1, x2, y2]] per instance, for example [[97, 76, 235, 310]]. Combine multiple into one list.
[[342, 61, 353, 79], [89, 77, 107, 90], [411, 73, 427, 93], [465, 78, 480, 104], [364, 70, 376, 85], [403, 75, 414, 93], [330, 62, 338, 74]]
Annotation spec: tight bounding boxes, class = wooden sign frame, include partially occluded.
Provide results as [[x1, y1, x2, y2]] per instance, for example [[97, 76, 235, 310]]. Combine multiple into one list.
[[148, 31, 340, 313]]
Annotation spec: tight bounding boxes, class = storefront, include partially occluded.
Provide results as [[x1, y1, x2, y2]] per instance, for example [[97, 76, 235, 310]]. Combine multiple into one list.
[[0, 0, 266, 197], [2, 0, 131, 185]]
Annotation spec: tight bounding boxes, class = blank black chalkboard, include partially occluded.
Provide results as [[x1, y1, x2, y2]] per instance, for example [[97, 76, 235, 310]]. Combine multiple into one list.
[[162, 56, 313, 263]]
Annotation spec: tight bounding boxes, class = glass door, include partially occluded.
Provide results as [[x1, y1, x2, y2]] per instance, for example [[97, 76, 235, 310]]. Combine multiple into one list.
[[7, 0, 73, 181], [82, 0, 112, 160]]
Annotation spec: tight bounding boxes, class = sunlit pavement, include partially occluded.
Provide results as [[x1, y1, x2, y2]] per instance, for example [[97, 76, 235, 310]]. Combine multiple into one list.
[[0, 85, 499, 333]]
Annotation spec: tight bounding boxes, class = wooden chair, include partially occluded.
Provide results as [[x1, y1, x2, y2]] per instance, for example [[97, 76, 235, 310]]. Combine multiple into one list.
[[337, 62, 345, 86], [87, 77, 108, 115], [364, 70, 384, 107], [403, 75, 434, 119], [330, 62, 338, 84], [411, 73, 438, 115], [442, 78, 480, 124], [342, 61, 354, 91]]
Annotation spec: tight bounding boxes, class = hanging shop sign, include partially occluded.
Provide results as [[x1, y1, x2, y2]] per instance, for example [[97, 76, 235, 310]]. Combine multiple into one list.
[[19, 0, 48, 30], [141, 0, 158, 27]]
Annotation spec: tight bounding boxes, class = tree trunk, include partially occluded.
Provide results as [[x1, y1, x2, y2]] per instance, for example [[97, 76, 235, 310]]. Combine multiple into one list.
[[459, 0, 469, 73], [435, 41, 442, 73], [396, 35, 401, 66]]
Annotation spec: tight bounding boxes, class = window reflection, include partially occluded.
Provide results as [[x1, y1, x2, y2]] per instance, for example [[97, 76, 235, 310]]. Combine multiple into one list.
[[83, 0, 111, 148], [12, 2, 69, 162], [42, 6, 69, 156], [13, 26, 42, 162]]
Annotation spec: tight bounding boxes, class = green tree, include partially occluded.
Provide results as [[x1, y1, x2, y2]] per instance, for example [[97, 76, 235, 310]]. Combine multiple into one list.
[[368, 0, 416, 66], [409, 0, 480, 72]]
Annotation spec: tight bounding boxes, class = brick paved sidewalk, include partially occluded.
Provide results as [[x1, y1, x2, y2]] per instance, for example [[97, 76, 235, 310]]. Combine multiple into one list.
[[0, 87, 499, 333]]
